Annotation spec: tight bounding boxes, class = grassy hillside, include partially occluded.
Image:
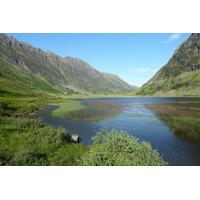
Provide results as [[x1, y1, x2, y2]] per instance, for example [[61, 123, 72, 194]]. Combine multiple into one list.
[[136, 69, 200, 96], [0, 34, 133, 95], [46, 53, 133, 94], [135, 33, 200, 96], [0, 59, 64, 97]]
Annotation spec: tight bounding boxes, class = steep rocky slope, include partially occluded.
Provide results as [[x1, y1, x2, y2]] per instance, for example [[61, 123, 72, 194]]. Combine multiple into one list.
[[136, 33, 200, 96], [0, 33, 133, 96]]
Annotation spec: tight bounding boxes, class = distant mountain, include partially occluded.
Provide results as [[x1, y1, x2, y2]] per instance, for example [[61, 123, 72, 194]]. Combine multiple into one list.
[[0, 33, 133, 96], [136, 33, 200, 96], [130, 85, 139, 90]]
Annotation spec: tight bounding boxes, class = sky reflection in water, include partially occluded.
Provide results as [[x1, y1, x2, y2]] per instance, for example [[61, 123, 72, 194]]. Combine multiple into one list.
[[33, 97, 200, 166]]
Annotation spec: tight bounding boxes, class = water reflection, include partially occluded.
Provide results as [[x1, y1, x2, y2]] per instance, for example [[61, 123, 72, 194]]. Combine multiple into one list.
[[51, 100, 125, 122], [63, 108, 122, 122], [33, 97, 200, 166]]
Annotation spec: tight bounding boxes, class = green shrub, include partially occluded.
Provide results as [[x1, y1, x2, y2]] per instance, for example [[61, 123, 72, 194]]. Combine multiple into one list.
[[79, 129, 167, 166]]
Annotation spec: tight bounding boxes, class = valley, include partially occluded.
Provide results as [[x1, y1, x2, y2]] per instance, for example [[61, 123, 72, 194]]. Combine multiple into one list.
[[0, 33, 200, 166]]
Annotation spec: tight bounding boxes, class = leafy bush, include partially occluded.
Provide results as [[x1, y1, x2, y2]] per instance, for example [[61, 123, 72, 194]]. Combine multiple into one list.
[[79, 129, 167, 166]]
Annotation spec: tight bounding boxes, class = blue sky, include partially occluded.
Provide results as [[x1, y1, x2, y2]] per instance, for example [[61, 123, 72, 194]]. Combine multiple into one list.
[[6, 33, 191, 87]]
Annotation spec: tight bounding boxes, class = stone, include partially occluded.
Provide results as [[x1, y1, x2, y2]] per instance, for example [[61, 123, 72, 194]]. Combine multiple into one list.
[[70, 134, 81, 143]]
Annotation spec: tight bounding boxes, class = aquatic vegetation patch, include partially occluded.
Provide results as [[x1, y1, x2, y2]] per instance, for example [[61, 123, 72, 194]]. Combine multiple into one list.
[[51, 100, 125, 122], [145, 104, 200, 118], [50, 101, 85, 119], [158, 114, 200, 142], [63, 108, 122, 122]]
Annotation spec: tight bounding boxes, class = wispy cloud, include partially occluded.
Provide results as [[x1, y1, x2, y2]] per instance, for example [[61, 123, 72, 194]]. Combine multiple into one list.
[[129, 68, 158, 73], [161, 33, 181, 43]]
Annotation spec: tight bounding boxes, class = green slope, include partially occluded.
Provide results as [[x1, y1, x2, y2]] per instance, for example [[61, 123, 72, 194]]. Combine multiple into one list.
[[0, 59, 63, 97], [135, 69, 200, 96], [135, 33, 200, 96], [46, 53, 133, 94], [0, 34, 133, 95]]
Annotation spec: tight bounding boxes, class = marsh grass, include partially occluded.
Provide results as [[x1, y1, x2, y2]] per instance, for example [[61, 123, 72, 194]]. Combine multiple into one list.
[[50, 101, 85, 118], [158, 114, 200, 142], [63, 108, 122, 122], [0, 97, 50, 117]]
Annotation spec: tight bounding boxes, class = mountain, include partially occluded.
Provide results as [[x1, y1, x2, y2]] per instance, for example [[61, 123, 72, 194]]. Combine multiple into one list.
[[130, 85, 139, 90], [136, 33, 200, 96], [0, 33, 133, 96]]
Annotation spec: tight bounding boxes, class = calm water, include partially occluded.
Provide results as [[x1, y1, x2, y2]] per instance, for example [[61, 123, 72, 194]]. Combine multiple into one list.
[[33, 97, 200, 166]]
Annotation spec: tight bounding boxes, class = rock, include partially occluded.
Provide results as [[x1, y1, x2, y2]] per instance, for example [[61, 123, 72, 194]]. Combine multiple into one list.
[[70, 134, 81, 143]]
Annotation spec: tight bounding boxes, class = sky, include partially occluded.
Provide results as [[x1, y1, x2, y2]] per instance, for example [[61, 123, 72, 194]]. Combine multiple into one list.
[[6, 33, 191, 87]]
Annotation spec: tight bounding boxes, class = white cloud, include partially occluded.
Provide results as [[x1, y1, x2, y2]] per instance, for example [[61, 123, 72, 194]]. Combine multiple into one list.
[[161, 33, 181, 43], [137, 68, 151, 72], [128, 68, 158, 73]]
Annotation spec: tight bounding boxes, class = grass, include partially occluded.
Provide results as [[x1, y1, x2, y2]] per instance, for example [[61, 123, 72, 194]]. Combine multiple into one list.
[[63, 107, 123, 122], [0, 97, 53, 117], [158, 114, 200, 142], [0, 117, 89, 166], [0, 97, 91, 166], [0, 76, 40, 97], [50, 101, 85, 118], [52, 93, 134, 100], [0, 59, 64, 96]]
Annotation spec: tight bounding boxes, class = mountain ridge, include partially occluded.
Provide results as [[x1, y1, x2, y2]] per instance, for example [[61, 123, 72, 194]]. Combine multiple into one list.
[[0, 33, 133, 96]]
